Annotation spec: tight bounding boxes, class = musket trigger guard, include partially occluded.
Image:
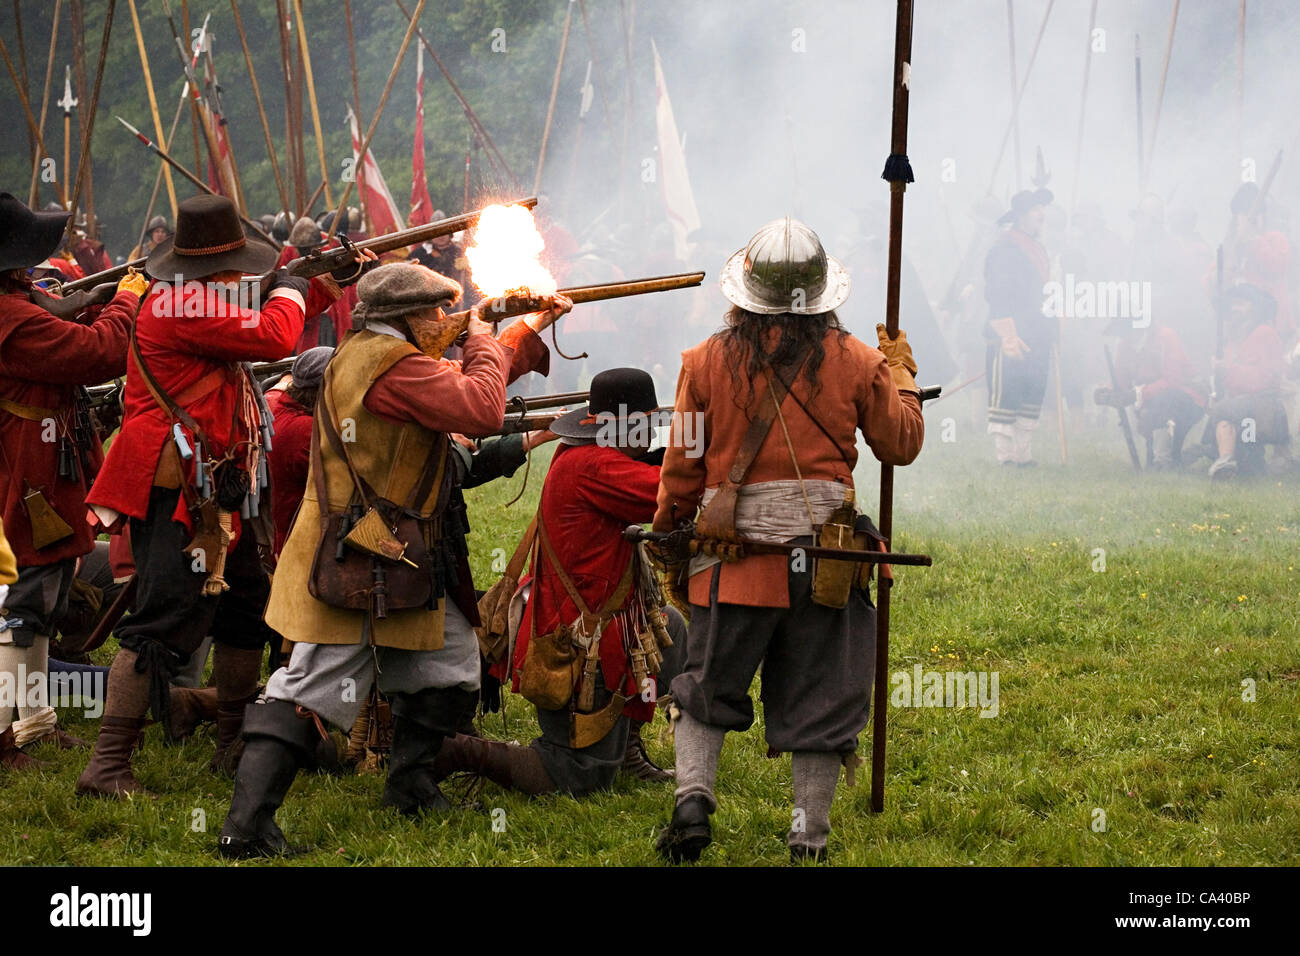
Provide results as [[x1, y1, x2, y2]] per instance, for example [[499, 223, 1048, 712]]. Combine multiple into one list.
[[333, 234, 366, 284]]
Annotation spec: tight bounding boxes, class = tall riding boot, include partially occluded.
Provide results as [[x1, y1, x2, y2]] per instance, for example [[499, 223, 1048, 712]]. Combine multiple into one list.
[[208, 645, 264, 775], [621, 719, 674, 783], [76, 648, 154, 798], [166, 685, 219, 742], [218, 699, 322, 859], [381, 686, 478, 815], [1, 725, 52, 771], [432, 734, 557, 795]]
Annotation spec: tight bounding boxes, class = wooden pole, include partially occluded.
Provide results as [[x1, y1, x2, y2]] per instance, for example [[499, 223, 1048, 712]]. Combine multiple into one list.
[[230, 0, 291, 217], [985, 0, 1055, 195], [1236, 0, 1246, 163], [1134, 34, 1144, 195], [1006, 0, 1022, 190], [27, 0, 60, 206], [0, 34, 66, 204], [274, 0, 302, 211], [128, 0, 179, 216], [63, 0, 114, 244], [293, 0, 336, 210], [13, 0, 31, 166], [344, 0, 368, 230], [534, 1, 574, 196], [1069, 0, 1099, 214], [873, 0, 916, 815], [1142, 0, 1179, 193], [135, 86, 188, 256], [328, 0, 428, 236]]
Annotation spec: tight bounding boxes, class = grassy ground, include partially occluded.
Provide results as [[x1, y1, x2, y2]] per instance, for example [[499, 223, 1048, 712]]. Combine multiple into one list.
[[3, 413, 1297, 866]]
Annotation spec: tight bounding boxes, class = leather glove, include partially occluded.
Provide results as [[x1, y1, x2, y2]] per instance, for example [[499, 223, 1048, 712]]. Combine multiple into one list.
[[989, 317, 1029, 358], [479, 657, 502, 714], [268, 272, 310, 299], [876, 324, 920, 393], [116, 270, 149, 299]]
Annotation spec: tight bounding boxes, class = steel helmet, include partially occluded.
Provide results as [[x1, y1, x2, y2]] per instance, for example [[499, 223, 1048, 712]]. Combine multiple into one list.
[[719, 217, 850, 315], [271, 210, 296, 243]]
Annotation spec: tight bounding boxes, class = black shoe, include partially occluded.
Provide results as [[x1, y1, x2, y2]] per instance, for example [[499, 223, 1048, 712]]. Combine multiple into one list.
[[216, 700, 319, 860], [656, 794, 713, 863], [381, 687, 476, 816], [1016, 460, 1038, 469], [790, 844, 829, 864]]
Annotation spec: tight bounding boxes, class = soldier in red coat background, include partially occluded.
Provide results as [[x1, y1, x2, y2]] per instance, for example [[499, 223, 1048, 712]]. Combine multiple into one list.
[[0, 193, 143, 768], [76, 194, 370, 797]]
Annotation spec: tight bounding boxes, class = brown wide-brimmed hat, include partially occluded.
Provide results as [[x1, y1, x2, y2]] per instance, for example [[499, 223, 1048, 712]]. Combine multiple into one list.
[[0, 192, 70, 272], [146, 194, 279, 280]]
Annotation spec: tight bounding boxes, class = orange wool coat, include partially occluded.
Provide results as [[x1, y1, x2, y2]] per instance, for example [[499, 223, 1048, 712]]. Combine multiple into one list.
[[654, 328, 924, 608]]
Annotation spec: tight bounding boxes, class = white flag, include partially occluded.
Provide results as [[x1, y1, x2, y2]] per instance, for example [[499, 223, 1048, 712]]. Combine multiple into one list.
[[652, 40, 701, 262]]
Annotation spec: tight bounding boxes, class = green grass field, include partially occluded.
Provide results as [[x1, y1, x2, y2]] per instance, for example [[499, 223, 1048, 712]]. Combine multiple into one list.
[[3, 414, 1297, 866]]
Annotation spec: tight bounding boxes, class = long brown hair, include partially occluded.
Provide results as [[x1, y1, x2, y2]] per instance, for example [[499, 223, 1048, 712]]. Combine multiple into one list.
[[712, 305, 848, 410]]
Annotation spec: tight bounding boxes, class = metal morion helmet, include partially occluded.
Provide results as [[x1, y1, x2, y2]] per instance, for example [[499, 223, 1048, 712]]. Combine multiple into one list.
[[719, 217, 850, 315], [271, 210, 296, 243]]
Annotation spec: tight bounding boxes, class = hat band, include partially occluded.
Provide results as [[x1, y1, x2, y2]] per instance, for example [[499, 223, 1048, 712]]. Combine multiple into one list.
[[172, 235, 247, 256]]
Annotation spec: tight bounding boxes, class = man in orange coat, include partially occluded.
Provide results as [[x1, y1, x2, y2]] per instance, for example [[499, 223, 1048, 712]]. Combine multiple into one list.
[[653, 218, 924, 863]]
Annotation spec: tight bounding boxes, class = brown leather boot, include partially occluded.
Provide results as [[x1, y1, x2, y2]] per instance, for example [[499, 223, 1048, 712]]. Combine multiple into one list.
[[34, 726, 89, 749], [432, 734, 556, 796], [1, 726, 52, 771], [209, 693, 257, 776], [75, 716, 152, 797], [621, 719, 674, 783], [167, 686, 219, 742], [208, 645, 264, 776], [75, 648, 154, 798]]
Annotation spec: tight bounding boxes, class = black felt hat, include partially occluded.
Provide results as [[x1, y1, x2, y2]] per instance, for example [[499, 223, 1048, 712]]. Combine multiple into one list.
[[145, 194, 279, 280], [549, 367, 669, 440], [998, 188, 1054, 225], [0, 192, 71, 272]]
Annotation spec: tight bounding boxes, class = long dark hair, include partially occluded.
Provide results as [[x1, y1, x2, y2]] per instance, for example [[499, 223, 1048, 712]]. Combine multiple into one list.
[[712, 304, 848, 410]]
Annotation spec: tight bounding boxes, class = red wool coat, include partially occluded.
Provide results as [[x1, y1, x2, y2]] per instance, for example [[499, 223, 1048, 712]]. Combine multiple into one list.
[[87, 280, 336, 538], [0, 289, 136, 566], [266, 388, 313, 557], [498, 443, 662, 724]]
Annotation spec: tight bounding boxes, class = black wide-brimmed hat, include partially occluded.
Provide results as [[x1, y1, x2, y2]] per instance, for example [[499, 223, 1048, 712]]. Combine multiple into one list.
[[549, 367, 669, 440], [146, 194, 279, 279], [999, 187, 1054, 225], [0, 192, 70, 272]]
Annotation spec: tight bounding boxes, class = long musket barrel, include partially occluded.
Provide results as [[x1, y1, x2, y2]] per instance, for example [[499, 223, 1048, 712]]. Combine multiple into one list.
[[445, 271, 706, 327], [60, 198, 538, 295]]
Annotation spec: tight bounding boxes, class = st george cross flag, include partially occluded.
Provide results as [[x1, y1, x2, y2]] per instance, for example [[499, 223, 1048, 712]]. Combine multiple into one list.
[[410, 45, 435, 226], [347, 104, 406, 236], [651, 39, 701, 262]]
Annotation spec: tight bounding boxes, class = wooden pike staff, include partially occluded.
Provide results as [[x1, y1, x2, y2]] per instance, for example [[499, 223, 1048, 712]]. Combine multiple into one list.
[[873, 0, 919, 814], [985, 0, 1055, 195], [534, 0, 574, 196], [1005, 0, 1022, 190], [230, 0, 292, 218], [27, 0, 60, 206], [292, 0, 335, 210], [344, 0, 368, 228], [327, 0, 428, 236], [127, 0, 179, 217], [1069, 0, 1099, 214], [1142, 0, 1180, 193], [62, 0, 115, 244], [0, 33, 66, 207]]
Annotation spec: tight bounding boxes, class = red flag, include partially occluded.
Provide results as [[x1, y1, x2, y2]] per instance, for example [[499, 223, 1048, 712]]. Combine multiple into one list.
[[348, 105, 406, 236], [409, 45, 435, 227]]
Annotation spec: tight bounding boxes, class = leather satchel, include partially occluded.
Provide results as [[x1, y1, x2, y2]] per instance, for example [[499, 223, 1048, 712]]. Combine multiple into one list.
[[306, 373, 446, 616]]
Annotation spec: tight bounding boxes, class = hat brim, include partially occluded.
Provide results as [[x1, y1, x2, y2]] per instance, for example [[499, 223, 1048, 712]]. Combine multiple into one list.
[[1, 207, 70, 272], [548, 404, 673, 440], [718, 247, 851, 315], [145, 223, 280, 280]]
